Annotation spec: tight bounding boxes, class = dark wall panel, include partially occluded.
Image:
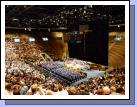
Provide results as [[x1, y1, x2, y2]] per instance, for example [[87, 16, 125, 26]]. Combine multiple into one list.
[[68, 19, 108, 65]]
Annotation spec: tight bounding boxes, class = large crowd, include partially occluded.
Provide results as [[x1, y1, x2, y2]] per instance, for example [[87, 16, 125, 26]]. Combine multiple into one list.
[[6, 40, 44, 64], [71, 67, 125, 95], [5, 37, 125, 95]]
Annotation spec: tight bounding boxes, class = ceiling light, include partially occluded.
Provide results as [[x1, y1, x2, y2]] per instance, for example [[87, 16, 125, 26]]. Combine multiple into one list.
[[24, 5, 27, 8], [84, 6, 87, 9], [118, 25, 120, 27], [84, 10, 86, 14], [12, 18, 19, 21], [42, 37, 48, 41], [29, 37, 35, 42]]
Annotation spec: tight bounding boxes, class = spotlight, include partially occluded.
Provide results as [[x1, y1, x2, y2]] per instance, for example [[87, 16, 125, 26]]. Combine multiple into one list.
[[29, 37, 35, 42], [42, 37, 48, 41], [84, 10, 86, 14], [28, 27, 31, 31]]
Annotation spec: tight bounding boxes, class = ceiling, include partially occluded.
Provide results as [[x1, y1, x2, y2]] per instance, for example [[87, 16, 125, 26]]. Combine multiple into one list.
[[5, 5, 125, 28]]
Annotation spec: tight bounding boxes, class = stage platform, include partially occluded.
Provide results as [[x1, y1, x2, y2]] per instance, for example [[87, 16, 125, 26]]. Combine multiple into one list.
[[55, 61, 106, 85], [27, 61, 106, 85]]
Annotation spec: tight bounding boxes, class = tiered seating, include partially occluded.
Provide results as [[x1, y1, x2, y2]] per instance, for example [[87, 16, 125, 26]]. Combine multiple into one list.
[[108, 39, 125, 67], [39, 61, 87, 83], [52, 68, 86, 83], [40, 61, 64, 70]]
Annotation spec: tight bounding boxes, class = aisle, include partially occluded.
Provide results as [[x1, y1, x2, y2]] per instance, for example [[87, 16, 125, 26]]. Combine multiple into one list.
[[72, 70, 105, 85]]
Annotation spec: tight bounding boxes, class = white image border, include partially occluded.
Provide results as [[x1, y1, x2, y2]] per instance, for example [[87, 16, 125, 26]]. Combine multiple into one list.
[[1, 1, 129, 99]]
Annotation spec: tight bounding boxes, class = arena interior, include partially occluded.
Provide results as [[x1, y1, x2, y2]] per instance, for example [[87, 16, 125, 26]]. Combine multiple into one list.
[[5, 5, 125, 95]]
